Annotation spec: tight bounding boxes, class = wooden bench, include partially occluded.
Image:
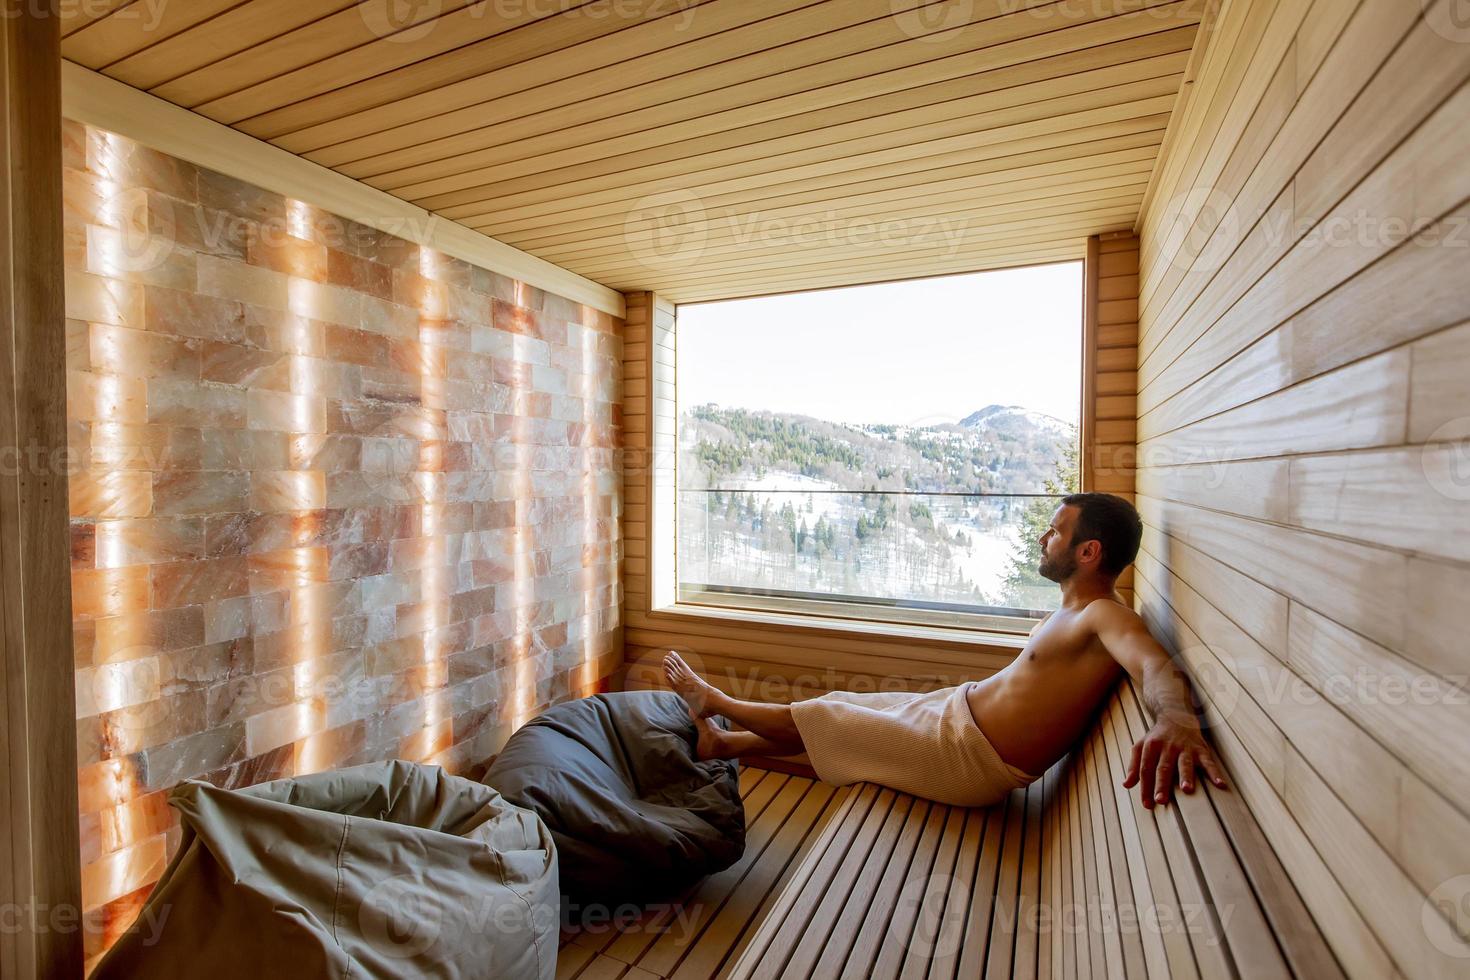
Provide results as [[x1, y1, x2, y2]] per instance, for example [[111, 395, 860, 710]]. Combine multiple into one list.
[[725, 682, 1343, 979]]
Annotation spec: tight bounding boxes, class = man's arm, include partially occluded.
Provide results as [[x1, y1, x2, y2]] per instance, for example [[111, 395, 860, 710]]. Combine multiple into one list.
[[1090, 601, 1227, 808]]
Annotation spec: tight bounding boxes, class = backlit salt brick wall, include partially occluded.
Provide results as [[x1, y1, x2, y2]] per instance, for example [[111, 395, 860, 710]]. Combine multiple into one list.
[[62, 122, 623, 964]]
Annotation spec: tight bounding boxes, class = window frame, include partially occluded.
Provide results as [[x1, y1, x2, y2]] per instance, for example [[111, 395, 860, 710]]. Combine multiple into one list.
[[651, 260, 1092, 637]]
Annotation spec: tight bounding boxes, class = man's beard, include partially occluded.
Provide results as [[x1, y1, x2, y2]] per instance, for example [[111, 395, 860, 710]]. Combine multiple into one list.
[[1038, 551, 1076, 583]]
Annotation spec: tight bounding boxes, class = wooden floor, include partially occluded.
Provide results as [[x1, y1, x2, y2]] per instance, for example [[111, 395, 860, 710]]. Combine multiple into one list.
[[556, 766, 848, 980], [557, 682, 1343, 979]]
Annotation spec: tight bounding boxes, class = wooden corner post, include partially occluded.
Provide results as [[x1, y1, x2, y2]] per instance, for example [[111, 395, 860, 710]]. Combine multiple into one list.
[[1, 2, 84, 976]]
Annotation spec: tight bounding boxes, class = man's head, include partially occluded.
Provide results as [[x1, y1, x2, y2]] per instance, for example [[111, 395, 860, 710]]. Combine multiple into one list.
[[1038, 492, 1143, 584]]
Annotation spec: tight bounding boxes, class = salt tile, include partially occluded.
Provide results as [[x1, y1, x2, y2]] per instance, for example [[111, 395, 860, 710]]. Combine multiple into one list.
[[288, 433, 362, 470], [89, 130, 198, 201], [87, 423, 203, 472], [246, 545, 330, 594], [247, 389, 326, 434], [245, 698, 326, 757], [80, 835, 168, 913], [71, 470, 151, 519], [143, 283, 245, 343], [62, 118, 87, 171], [196, 253, 289, 311], [196, 168, 284, 226], [200, 340, 290, 389], [138, 723, 247, 794], [72, 566, 150, 620], [247, 232, 327, 282], [252, 470, 327, 512], [68, 370, 148, 425], [76, 656, 161, 719], [328, 542, 391, 581], [87, 225, 197, 291], [68, 270, 145, 328], [203, 595, 252, 645], [151, 470, 249, 516], [326, 249, 393, 301], [150, 557, 250, 608], [92, 606, 206, 665], [200, 428, 290, 470], [91, 517, 206, 568], [243, 306, 327, 357], [168, 202, 251, 260], [90, 322, 201, 380], [324, 321, 391, 367]]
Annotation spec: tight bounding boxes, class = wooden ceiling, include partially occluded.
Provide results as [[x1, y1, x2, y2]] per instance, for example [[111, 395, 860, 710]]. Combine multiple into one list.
[[62, 0, 1205, 303]]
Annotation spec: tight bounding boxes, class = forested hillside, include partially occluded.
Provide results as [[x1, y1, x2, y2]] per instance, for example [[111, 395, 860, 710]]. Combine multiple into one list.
[[677, 404, 1077, 612]]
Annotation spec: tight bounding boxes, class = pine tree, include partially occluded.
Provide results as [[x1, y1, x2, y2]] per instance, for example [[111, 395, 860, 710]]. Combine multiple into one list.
[[999, 441, 1078, 609]]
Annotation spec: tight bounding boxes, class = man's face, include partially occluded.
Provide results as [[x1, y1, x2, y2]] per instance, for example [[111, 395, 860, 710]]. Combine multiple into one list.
[[1037, 505, 1078, 583]]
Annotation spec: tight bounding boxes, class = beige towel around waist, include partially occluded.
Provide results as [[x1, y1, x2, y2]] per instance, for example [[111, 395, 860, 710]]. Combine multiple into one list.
[[789, 683, 1037, 807]]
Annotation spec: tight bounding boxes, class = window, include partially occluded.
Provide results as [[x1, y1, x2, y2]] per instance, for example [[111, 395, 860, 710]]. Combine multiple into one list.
[[674, 263, 1083, 632]]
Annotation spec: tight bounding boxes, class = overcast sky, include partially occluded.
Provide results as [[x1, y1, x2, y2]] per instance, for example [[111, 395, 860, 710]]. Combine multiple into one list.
[[677, 262, 1084, 428]]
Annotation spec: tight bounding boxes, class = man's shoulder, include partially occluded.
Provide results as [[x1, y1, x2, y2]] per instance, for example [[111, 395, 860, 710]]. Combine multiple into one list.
[[1080, 595, 1143, 631]]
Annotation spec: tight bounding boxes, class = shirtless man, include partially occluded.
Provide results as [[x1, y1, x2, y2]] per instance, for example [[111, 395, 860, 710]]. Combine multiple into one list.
[[664, 492, 1226, 809]]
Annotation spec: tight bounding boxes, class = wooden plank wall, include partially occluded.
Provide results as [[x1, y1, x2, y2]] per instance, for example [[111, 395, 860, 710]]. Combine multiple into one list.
[[1133, 0, 1470, 976], [1084, 231, 1140, 601], [0, 2, 85, 976]]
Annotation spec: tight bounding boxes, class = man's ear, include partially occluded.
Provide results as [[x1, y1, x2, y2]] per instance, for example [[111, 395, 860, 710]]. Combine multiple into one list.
[[1077, 538, 1102, 567]]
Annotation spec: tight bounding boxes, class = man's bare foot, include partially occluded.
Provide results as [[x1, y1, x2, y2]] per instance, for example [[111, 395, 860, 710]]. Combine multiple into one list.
[[663, 651, 723, 718], [692, 715, 725, 761]]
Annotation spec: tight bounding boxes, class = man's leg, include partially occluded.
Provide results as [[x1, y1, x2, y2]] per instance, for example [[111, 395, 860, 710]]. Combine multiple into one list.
[[664, 651, 803, 745], [696, 724, 804, 762]]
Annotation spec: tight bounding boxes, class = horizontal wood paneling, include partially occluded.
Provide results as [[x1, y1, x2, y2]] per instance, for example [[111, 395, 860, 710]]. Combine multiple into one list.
[[1135, 0, 1470, 975], [1083, 232, 1139, 598]]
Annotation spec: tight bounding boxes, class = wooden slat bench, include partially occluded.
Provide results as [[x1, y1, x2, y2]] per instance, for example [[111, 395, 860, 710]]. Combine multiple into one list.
[[724, 682, 1343, 980]]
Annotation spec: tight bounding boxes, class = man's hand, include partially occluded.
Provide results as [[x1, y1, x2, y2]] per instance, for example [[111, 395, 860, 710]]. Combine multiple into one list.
[[1123, 714, 1227, 808]]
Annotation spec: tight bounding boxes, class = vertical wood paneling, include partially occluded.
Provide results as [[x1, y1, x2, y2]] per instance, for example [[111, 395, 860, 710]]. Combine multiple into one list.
[[1, 4, 85, 976], [1135, 0, 1470, 975]]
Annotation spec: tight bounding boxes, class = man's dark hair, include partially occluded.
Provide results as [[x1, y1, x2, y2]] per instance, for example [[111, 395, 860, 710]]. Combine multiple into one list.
[[1061, 492, 1142, 577]]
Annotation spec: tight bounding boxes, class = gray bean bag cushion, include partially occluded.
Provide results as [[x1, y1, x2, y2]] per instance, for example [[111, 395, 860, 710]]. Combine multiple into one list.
[[484, 691, 744, 915], [92, 761, 558, 980]]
